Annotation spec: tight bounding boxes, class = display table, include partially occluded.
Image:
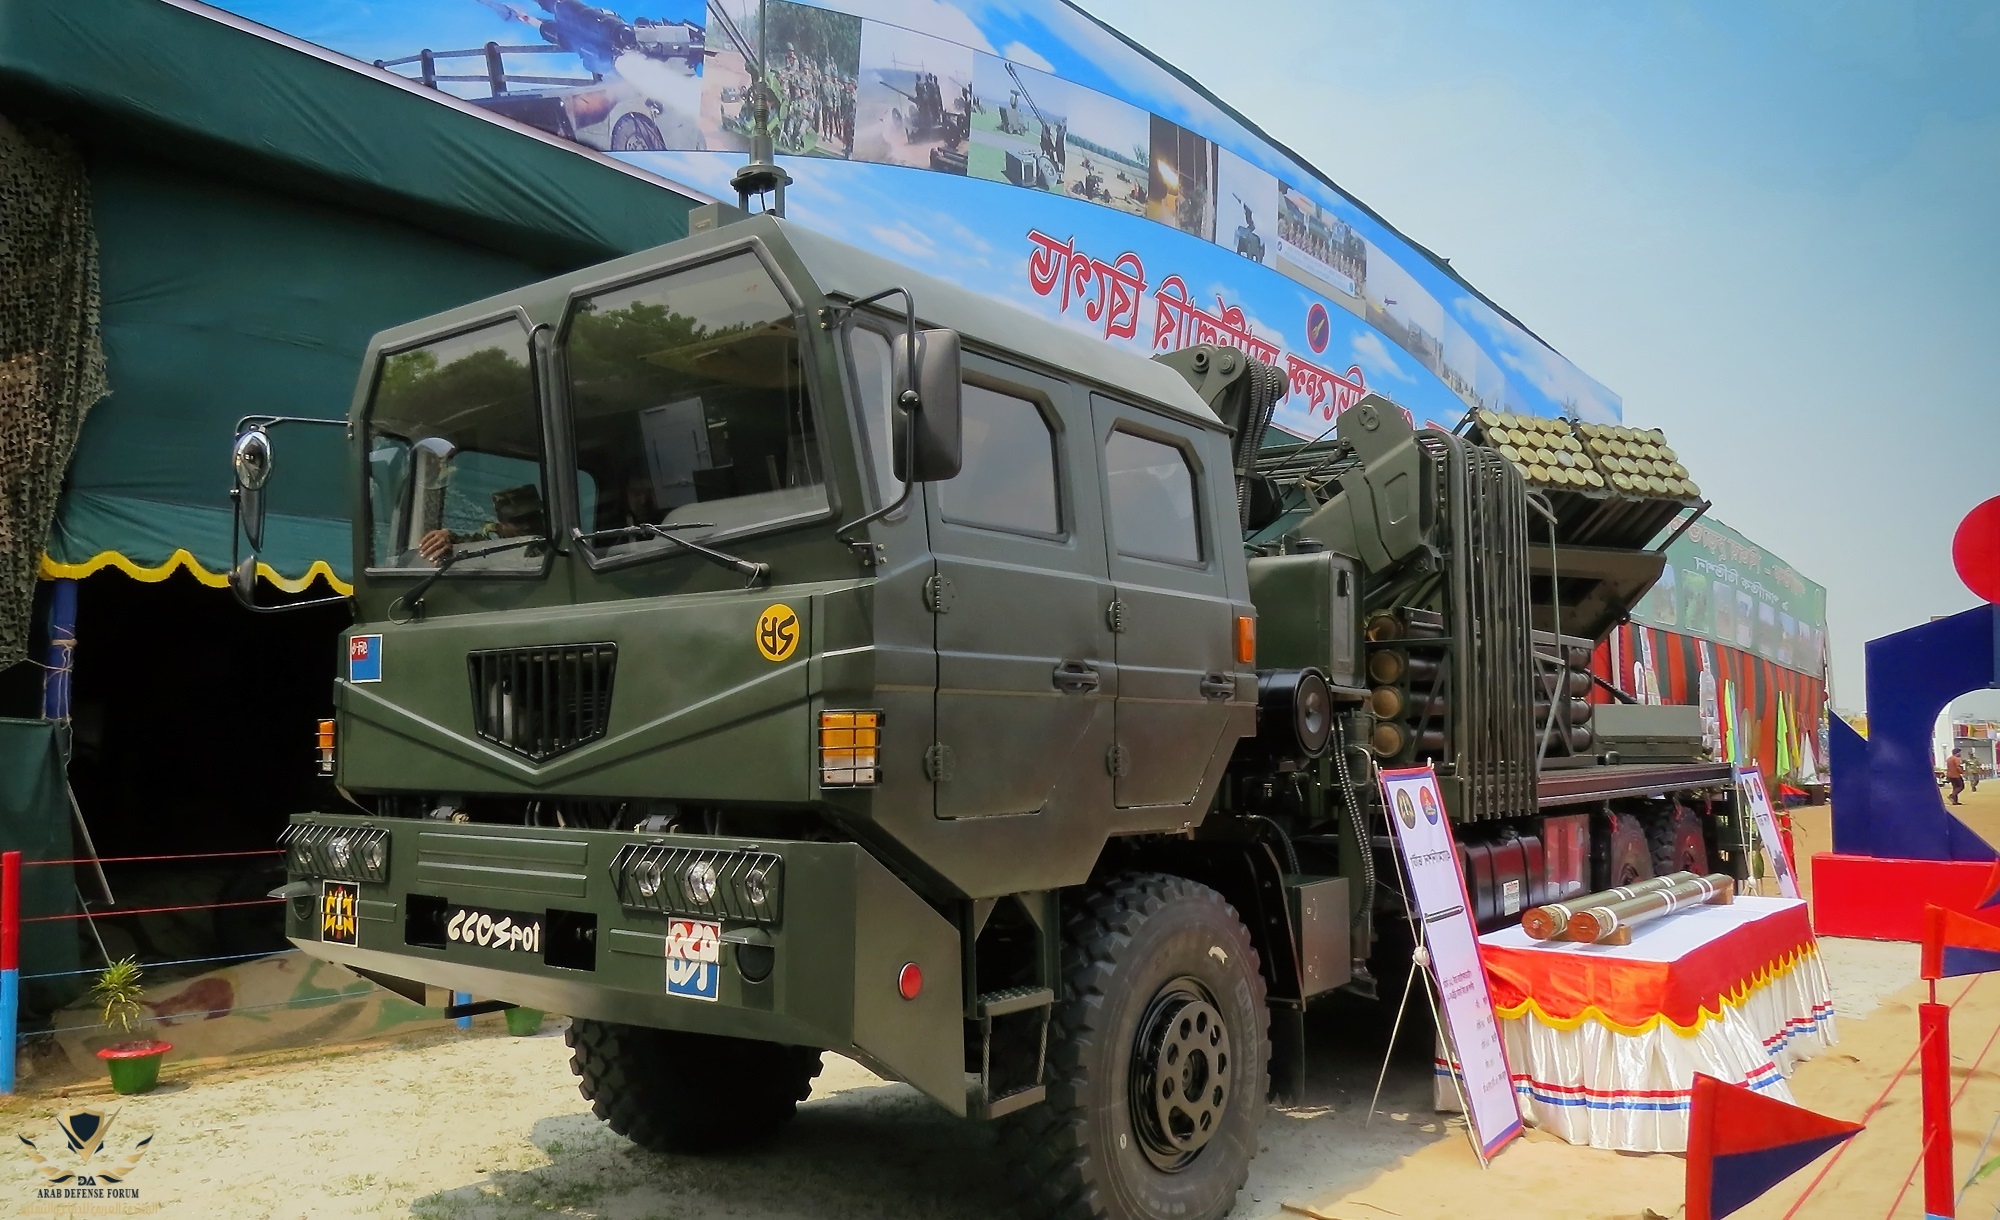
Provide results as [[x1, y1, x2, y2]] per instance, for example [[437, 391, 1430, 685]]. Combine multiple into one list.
[[1434, 896, 1836, 1152]]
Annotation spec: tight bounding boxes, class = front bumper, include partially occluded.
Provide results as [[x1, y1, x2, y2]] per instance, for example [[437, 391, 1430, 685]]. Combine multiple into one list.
[[279, 813, 965, 1114]]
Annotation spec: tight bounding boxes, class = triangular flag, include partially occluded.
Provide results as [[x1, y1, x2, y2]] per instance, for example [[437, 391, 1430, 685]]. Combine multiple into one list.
[[1686, 1073, 1862, 1220], [1923, 905, 2000, 980], [1980, 861, 2000, 911]]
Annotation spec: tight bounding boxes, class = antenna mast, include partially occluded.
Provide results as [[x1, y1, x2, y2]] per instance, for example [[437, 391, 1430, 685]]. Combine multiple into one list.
[[711, 0, 790, 214]]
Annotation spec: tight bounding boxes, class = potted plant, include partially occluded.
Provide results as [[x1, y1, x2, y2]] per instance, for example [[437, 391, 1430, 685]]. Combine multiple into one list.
[[90, 958, 171, 1094]]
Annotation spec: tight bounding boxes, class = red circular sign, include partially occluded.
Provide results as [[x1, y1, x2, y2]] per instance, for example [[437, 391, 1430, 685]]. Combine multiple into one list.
[[1955, 496, 2000, 604], [1306, 302, 1330, 354]]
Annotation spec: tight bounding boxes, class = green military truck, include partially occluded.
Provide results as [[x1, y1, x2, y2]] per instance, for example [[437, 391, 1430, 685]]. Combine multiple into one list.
[[235, 207, 1741, 1220]]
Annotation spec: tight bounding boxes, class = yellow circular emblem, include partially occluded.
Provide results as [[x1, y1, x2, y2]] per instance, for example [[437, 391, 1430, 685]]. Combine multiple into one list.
[[755, 603, 801, 662]]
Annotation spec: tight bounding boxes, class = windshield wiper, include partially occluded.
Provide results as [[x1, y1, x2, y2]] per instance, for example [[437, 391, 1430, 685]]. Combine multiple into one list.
[[390, 534, 550, 622], [571, 523, 772, 588]]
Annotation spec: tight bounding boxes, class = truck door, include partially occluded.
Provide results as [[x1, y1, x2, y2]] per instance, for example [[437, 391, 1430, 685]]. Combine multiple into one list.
[[926, 359, 1114, 819], [1089, 395, 1236, 808]]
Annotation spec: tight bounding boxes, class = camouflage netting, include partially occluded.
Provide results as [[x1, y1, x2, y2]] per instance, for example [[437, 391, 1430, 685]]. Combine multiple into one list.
[[0, 119, 107, 667]]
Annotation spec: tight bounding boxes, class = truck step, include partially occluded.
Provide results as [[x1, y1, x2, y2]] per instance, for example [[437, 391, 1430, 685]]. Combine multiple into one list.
[[975, 986, 1053, 1018]]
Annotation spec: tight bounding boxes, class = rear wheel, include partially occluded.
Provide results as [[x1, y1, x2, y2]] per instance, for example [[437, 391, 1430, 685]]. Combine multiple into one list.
[[1592, 811, 1653, 890], [999, 872, 1268, 1220], [610, 113, 666, 151], [567, 1019, 821, 1152], [1647, 806, 1710, 877]]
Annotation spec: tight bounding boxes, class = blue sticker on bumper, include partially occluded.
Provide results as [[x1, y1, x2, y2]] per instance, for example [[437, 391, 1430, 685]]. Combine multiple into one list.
[[665, 919, 720, 1002]]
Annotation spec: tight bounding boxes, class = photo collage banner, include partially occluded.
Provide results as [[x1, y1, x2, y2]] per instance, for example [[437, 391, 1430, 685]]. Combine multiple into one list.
[[212, 0, 1629, 439]]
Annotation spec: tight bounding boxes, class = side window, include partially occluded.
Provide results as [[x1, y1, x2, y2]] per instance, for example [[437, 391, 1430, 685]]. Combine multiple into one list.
[[1105, 429, 1202, 564], [938, 384, 1061, 537], [846, 327, 897, 507]]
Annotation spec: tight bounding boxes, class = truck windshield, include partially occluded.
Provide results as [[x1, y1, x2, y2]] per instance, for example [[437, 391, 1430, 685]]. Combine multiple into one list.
[[365, 320, 547, 573], [566, 253, 824, 557]]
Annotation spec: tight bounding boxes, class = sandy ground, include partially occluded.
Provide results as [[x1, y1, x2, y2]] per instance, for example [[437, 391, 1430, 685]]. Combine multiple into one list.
[[1, 794, 1976, 1219]]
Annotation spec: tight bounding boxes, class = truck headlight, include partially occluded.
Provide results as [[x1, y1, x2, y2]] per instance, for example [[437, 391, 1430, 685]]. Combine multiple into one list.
[[279, 823, 390, 884], [611, 845, 784, 926], [684, 859, 719, 905]]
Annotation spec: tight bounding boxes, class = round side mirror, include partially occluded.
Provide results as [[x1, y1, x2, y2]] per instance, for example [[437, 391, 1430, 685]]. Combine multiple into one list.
[[233, 429, 273, 491], [231, 553, 259, 604]]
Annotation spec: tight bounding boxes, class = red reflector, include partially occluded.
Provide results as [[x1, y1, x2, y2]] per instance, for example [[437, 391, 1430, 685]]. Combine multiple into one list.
[[896, 961, 923, 1001]]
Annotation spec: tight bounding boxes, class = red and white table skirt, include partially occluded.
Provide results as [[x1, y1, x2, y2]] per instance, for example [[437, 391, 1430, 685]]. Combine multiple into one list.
[[1435, 896, 1836, 1152]]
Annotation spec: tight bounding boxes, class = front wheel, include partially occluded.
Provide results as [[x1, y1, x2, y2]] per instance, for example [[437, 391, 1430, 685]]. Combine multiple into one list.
[[1000, 872, 1269, 1220], [567, 1019, 821, 1152]]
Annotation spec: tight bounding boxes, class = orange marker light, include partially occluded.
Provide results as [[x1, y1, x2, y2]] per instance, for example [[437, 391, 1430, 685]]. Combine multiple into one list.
[[1235, 616, 1257, 665], [316, 718, 336, 777]]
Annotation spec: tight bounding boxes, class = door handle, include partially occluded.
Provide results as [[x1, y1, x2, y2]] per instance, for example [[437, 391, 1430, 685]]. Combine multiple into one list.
[[1201, 673, 1236, 701], [1052, 660, 1101, 695]]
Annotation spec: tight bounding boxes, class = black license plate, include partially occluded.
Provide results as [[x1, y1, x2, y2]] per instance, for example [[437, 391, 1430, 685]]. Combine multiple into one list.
[[442, 903, 544, 954], [320, 881, 359, 945]]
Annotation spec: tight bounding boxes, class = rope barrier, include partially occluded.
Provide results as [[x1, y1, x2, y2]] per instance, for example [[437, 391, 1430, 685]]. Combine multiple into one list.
[[19, 947, 297, 982], [19, 987, 392, 1038], [1779, 975, 1981, 1220], [20, 849, 284, 868], [21, 897, 282, 924]]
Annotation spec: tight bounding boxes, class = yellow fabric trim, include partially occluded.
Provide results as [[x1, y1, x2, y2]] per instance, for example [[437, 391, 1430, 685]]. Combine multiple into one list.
[[1492, 942, 1823, 1038], [39, 549, 352, 595]]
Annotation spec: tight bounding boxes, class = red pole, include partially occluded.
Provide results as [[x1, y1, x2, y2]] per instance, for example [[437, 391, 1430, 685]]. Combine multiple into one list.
[[1, 850, 17, 973], [1921, 1000, 1955, 1218]]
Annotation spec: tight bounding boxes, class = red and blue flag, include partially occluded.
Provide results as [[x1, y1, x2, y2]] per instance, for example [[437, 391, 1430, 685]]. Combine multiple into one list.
[[1924, 904, 2000, 980], [1977, 860, 2000, 911], [1685, 1073, 1861, 1220]]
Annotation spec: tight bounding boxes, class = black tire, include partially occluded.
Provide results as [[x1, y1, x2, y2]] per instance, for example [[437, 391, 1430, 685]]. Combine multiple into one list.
[[999, 872, 1269, 1220], [610, 113, 666, 151], [567, 1019, 821, 1153], [1647, 806, 1710, 877], [1592, 811, 1653, 891]]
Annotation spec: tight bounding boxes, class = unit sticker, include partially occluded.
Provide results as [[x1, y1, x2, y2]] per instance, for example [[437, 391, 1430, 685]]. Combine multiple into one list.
[[755, 604, 800, 663], [348, 634, 383, 683], [665, 918, 721, 1002], [443, 904, 544, 954], [320, 881, 359, 945]]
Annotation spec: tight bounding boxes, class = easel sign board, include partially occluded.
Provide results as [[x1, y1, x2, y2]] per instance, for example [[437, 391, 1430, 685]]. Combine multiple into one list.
[[1379, 765, 1524, 1159], [1737, 767, 1799, 899]]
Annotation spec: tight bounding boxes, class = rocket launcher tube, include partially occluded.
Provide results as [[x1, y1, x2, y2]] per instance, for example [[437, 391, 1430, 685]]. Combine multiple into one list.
[[1520, 870, 1701, 941], [1562, 873, 1736, 946]]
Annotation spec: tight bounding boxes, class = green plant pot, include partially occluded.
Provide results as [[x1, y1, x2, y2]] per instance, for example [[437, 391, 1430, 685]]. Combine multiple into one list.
[[98, 1040, 171, 1095], [504, 1007, 544, 1036]]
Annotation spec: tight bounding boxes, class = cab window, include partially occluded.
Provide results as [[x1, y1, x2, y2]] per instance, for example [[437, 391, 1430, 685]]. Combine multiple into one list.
[[364, 320, 546, 572], [565, 253, 823, 556], [939, 384, 1060, 537], [1104, 428, 1202, 564]]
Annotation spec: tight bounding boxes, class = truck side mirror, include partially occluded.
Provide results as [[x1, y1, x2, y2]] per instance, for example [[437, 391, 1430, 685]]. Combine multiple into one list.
[[232, 428, 273, 551], [892, 329, 962, 483]]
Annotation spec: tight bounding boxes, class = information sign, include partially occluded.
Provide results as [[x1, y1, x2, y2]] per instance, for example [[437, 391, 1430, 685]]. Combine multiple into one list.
[[1737, 766, 1799, 899], [1379, 765, 1523, 1159]]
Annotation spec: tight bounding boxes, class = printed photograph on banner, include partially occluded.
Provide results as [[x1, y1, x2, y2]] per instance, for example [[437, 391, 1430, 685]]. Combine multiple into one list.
[[348, 0, 708, 153], [1146, 116, 1216, 240], [702, 0, 859, 158], [1361, 239, 1449, 380], [968, 52, 1070, 194], [1057, 88, 1150, 215], [852, 21, 973, 173], [1215, 146, 1279, 266], [1440, 314, 1507, 412], [1276, 182, 1367, 305]]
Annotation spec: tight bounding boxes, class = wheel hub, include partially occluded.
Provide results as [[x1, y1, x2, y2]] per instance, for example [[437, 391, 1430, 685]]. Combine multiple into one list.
[[1129, 980, 1232, 1171]]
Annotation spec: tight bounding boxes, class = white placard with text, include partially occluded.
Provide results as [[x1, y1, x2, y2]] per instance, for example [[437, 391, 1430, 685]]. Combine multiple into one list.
[[1379, 765, 1523, 1160], [1736, 766, 1799, 899]]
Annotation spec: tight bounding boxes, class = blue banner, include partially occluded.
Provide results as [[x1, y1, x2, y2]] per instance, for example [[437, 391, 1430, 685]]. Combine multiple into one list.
[[212, 0, 1625, 437]]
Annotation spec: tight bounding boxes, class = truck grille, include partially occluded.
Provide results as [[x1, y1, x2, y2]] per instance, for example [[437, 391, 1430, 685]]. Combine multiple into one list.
[[467, 643, 617, 762]]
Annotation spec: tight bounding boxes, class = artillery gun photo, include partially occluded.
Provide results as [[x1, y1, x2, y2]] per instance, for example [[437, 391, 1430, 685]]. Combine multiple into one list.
[[235, 200, 1739, 1220], [1231, 193, 1265, 261], [881, 68, 971, 173], [1000, 60, 1065, 190]]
